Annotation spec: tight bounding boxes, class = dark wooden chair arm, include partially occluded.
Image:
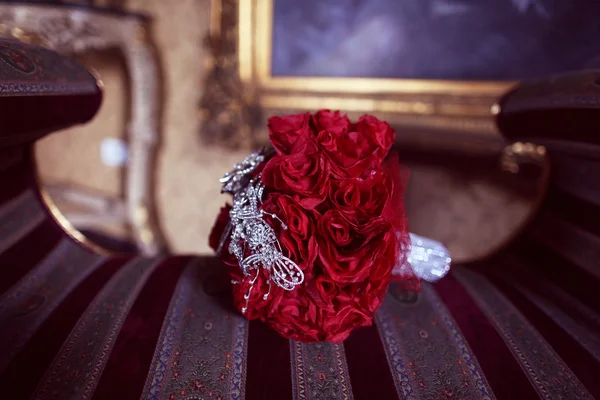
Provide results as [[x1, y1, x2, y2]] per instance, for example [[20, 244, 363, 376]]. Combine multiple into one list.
[[0, 38, 102, 149], [493, 69, 600, 325], [496, 69, 600, 146]]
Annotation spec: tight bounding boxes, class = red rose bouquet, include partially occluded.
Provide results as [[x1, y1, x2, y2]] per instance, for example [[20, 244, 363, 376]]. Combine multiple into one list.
[[209, 110, 427, 342]]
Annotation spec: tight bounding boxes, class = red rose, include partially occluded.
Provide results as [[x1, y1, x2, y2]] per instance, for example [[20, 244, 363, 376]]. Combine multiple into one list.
[[261, 138, 330, 208], [318, 211, 393, 284], [316, 114, 395, 178], [267, 290, 324, 342], [315, 130, 377, 179], [344, 282, 386, 316], [314, 274, 339, 304], [368, 230, 398, 283], [315, 130, 336, 153], [356, 114, 395, 159], [303, 270, 338, 312], [328, 228, 397, 316], [312, 110, 352, 134], [322, 304, 372, 342], [230, 269, 272, 320], [261, 193, 319, 270], [331, 170, 392, 223], [352, 230, 398, 312], [268, 112, 312, 155], [319, 209, 353, 247]]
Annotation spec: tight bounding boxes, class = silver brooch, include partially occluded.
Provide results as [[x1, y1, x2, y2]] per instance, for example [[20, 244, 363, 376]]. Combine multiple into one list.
[[218, 149, 304, 313], [219, 151, 266, 194]]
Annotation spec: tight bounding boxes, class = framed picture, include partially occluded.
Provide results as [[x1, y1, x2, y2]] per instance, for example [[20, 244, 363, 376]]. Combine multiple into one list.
[[201, 0, 600, 149]]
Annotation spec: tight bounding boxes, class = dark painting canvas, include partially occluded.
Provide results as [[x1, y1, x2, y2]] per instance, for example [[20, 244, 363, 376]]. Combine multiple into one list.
[[271, 0, 600, 81]]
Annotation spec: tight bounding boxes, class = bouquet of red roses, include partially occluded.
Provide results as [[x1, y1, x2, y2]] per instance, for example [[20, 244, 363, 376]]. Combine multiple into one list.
[[210, 110, 419, 342]]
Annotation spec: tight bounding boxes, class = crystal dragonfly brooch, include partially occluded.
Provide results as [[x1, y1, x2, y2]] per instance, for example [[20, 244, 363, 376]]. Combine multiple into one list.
[[218, 149, 303, 313]]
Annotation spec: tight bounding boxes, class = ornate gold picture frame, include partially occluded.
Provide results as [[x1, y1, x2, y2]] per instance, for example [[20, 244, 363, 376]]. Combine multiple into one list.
[[202, 0, 600, 149]]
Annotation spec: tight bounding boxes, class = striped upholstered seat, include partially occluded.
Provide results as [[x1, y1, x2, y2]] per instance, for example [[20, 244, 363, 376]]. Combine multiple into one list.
[[0, 40, 598, 399]]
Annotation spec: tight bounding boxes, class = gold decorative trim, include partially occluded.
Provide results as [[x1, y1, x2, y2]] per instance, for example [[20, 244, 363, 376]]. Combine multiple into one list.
[[133, 203, 156, 248], [4, 25, 48, 47], [237, 0, 253, 82], [463, 140, 551, 263], [133, 21, 149, 45], [258, 76, 512, 95], [260, 95, 493, 117], [501, 141, 548, 174], [32, 150, 125, 256], [200, 0, 259, 148], [38, 185, 112, 256]]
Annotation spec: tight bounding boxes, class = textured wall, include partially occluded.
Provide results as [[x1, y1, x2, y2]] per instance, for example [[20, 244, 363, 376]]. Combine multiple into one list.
[[35, 0, 539, 262], [36, 0, 250, 255]]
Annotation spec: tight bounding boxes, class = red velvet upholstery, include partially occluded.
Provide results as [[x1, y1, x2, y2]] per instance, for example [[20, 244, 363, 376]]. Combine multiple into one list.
[[0, 40, 598, 399]]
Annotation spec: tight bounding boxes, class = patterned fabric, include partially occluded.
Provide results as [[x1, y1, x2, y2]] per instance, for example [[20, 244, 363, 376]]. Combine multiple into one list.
[[0, 189, 45, 255], [33, 256, 164, 400], [0, 182, 597, 400], [376, 285, 493, 400], [142, 261, 248, 400], [0, 239, 105, 374], [515, 283, 600, 363], [1, 240, 598, 400], [290, 340, 353, 400], [0, 39, 98, 97]]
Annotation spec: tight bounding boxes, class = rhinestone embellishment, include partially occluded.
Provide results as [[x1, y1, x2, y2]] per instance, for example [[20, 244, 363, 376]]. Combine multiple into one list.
[[218, 150, 304, 313], [405, 233, 451, 282]]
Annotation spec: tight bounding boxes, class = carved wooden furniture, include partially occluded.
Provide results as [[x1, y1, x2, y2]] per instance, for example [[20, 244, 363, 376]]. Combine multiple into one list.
[[0, 1, 165, 255]]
